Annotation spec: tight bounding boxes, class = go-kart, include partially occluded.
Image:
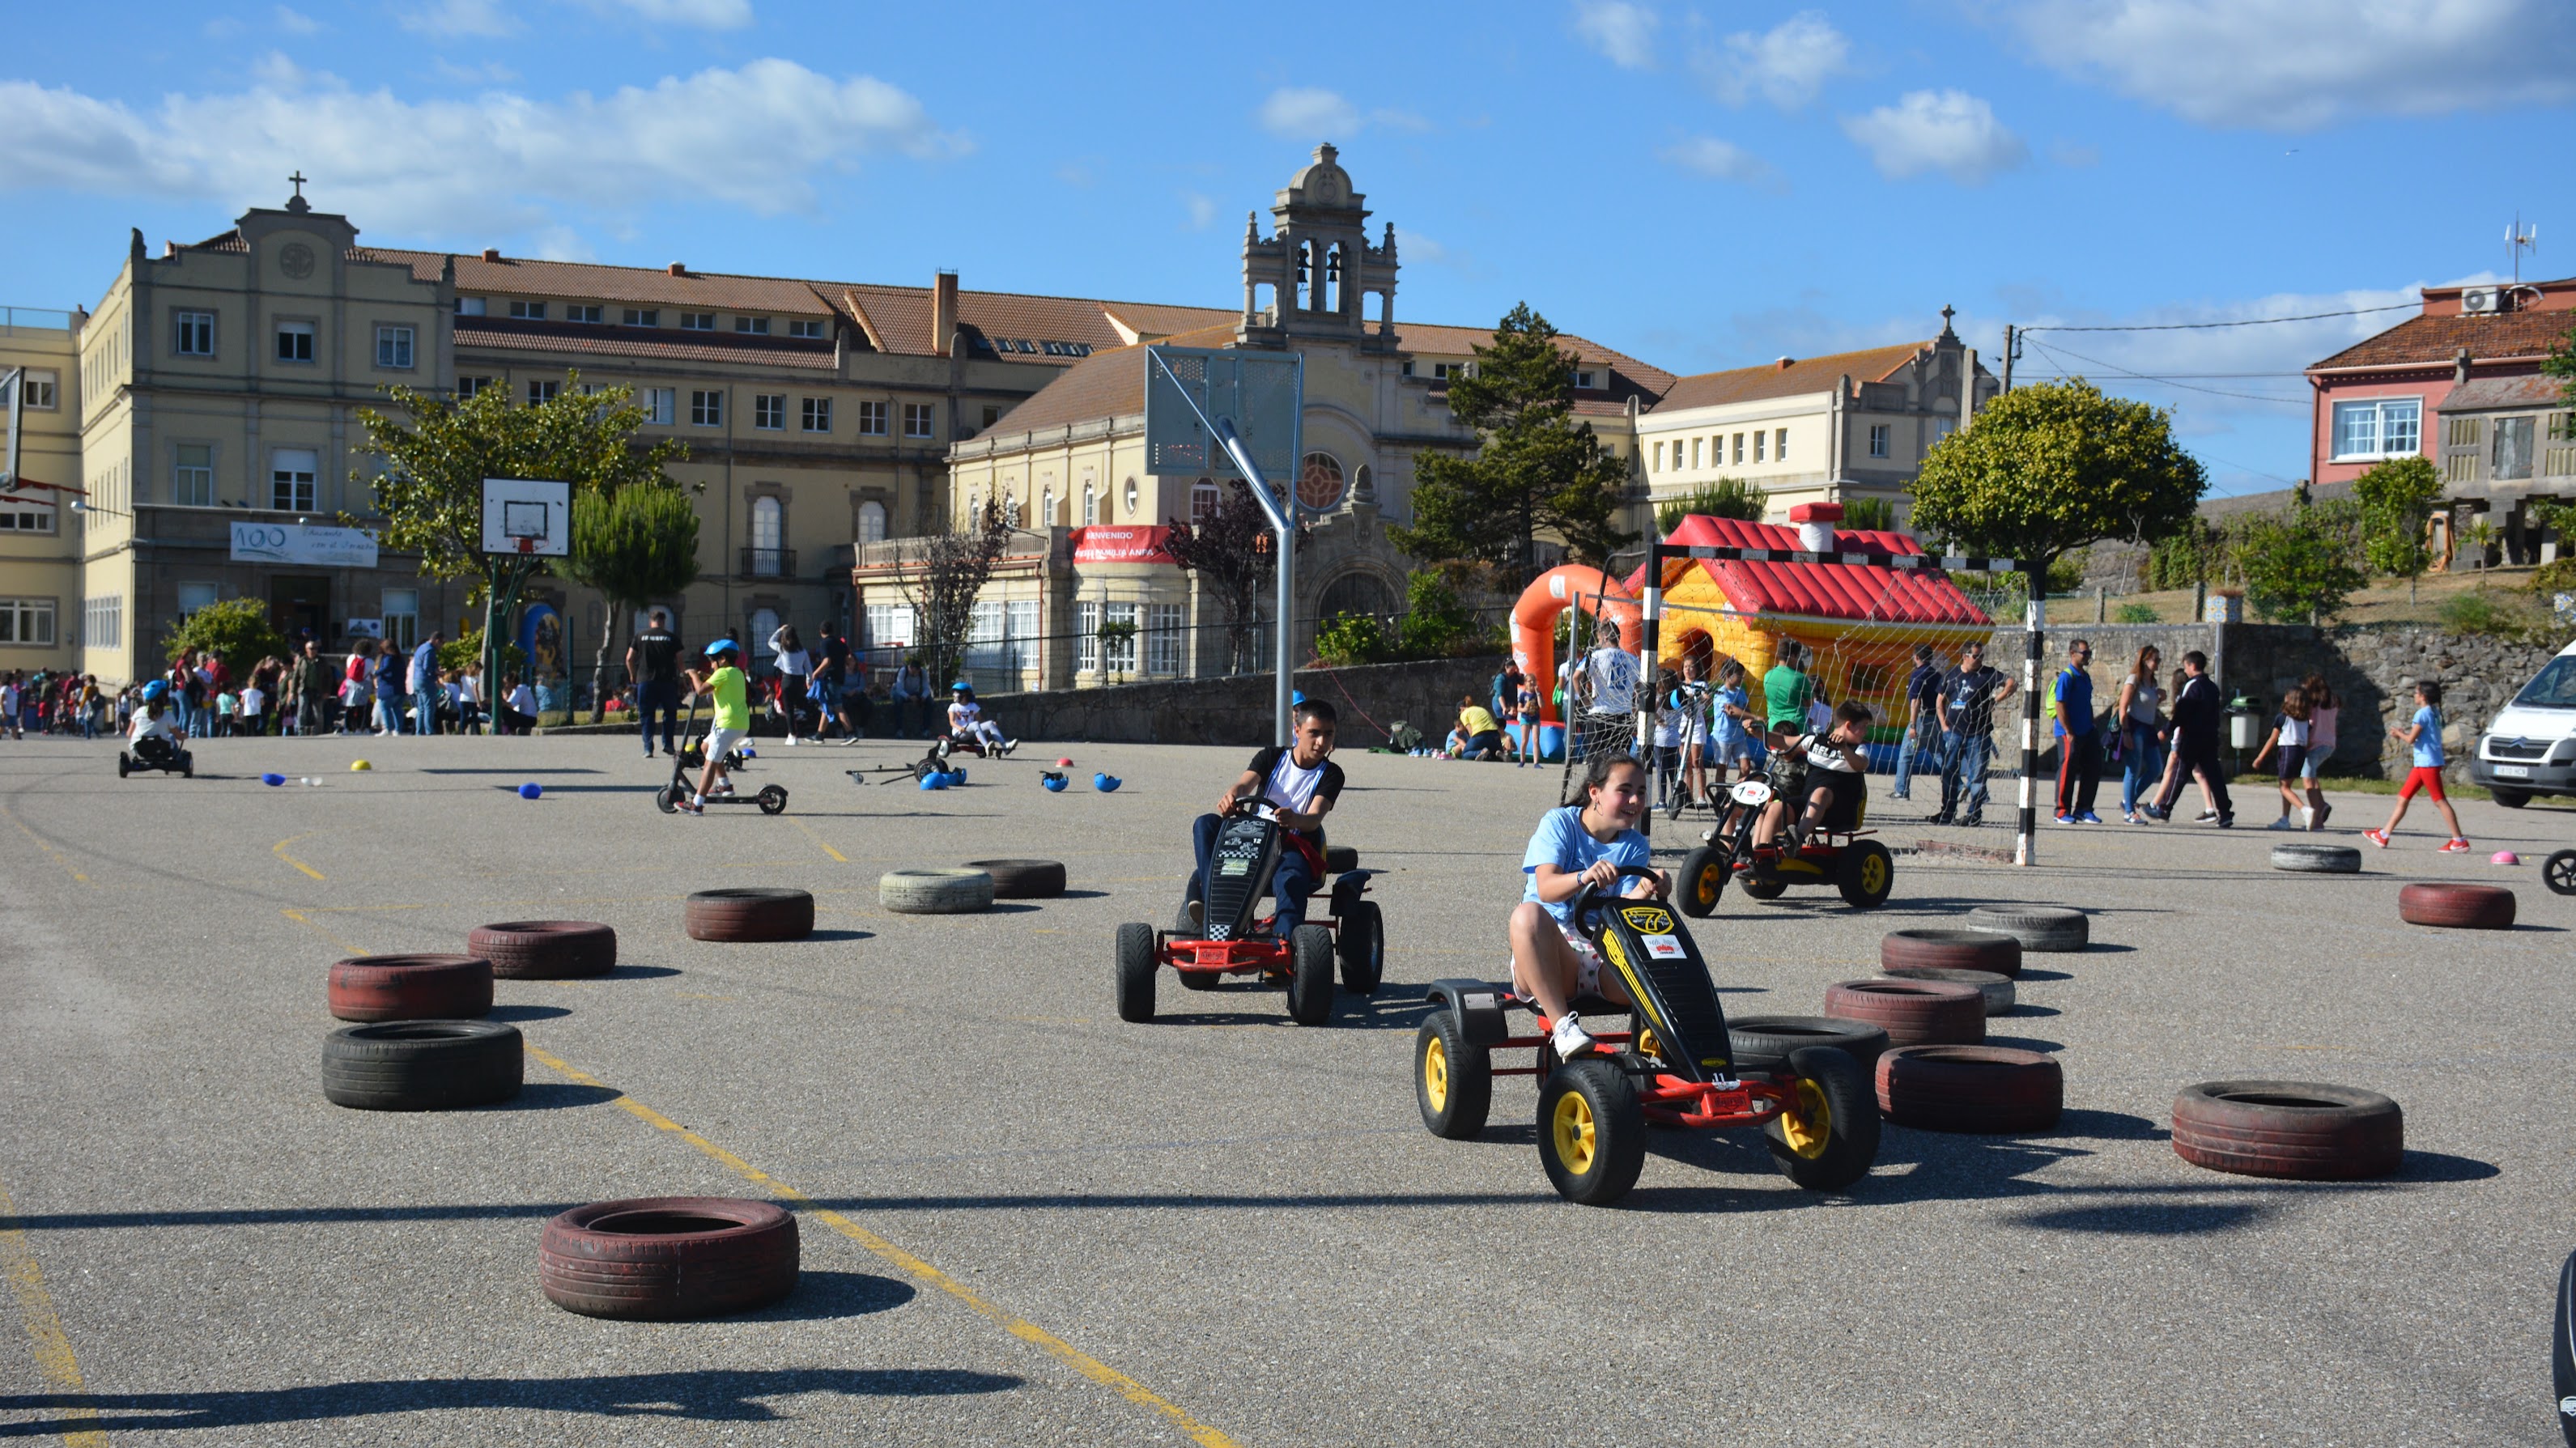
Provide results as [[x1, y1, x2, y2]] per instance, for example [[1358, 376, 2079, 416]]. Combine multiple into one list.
[[1114, 797, 1381, 1026], [117, 735, 194, 779], [1675, 755, 1892, 915], [652, 699, 785, 814], [1413, 864, 1878, 1206]]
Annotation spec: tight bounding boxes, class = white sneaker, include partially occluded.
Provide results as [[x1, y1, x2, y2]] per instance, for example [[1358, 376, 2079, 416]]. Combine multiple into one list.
[[1549, 1014, 1599, 1059], [2264, 817, 2295, 830], [784, 735, 798, 747], [2301, 806, 2313, 828]]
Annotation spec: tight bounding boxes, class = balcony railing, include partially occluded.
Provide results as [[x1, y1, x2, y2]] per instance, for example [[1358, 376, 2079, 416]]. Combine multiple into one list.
[[739, 546, 794, 579]]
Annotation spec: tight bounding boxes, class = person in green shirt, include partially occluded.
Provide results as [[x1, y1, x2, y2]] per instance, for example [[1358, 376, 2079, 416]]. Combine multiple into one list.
[[676, 639, 751, 815], [1762, 639, 1815, 733]]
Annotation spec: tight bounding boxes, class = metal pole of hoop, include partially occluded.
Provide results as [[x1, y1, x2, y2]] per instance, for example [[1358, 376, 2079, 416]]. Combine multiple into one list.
[[1636, 554, 1661, 846]]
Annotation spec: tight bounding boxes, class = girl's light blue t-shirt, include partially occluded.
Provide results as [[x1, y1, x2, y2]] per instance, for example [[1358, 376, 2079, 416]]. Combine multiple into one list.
[[1521, 806, 1651, 926], [2411, 706, 2444, 767]]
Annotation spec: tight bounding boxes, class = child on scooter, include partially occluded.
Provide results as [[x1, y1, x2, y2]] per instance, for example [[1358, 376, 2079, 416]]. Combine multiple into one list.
[[674, 640, 750, 817], [1510, 752, 1668, 1060]]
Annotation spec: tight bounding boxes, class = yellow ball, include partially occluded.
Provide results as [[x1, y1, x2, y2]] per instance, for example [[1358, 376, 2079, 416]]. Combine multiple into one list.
[[349, 759, 372, 771]]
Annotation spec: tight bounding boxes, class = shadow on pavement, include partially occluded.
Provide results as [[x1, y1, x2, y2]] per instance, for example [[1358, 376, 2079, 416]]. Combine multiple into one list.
[[745, 1270, 916, 1322], [486, 1004, 572, 1022], [484, 1083, 622, 1111], [604, 966, 681, 979]]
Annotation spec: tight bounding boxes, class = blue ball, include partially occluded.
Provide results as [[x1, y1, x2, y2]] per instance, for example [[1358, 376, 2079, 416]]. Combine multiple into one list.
[[1043, 776, 1067, 792], [517, 782, 543, 800], [261, 772, 286, 787]]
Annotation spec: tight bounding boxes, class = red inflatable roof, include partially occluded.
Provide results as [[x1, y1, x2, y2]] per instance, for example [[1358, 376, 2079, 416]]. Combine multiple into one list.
[[1627, 514, 1991, 626]]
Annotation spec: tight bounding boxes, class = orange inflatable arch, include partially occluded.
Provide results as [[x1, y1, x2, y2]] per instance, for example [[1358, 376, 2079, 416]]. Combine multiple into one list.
[[1510, 565, 1642, 726]]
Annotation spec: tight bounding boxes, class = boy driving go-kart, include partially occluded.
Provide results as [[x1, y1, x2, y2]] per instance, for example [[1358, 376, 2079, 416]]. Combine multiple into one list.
[[1675, 698, 1895, 914], [1751, 699, 1874, 870]]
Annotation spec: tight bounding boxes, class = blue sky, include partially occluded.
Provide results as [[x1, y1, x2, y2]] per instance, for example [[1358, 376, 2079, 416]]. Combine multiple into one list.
[[6, 0, 2572, 495]]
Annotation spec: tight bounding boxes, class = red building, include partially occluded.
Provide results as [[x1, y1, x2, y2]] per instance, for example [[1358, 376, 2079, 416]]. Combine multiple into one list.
[[2306, 276, 2575, 561]]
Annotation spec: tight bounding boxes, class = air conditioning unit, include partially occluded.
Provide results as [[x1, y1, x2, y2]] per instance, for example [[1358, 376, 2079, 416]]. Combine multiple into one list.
[[2461, 287, 2502, 314]]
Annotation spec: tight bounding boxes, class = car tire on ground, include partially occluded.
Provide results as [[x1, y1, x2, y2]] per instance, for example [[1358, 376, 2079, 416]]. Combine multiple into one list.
[[1767, 1045, 1880, 1191], [539, 1197, 799, 1320], [1336, 900, 1384, 996], [1677, 845, 1728, 918], [321, 1021, 522, 1110], [880, 868, 995, 915], [1113, 922, 1157, 1021], [1415, 1009, 1491, 1139], [2170, 1080, 2401, 1179], [964, 859, 1066, 899], [1728, 1016, 1891, 1074], [2545, 849, 2576, 898], [1286, 924, 1335, 1026], [2396, 881, 2515, 930], [1877, 1045, 2062, 1132], [1835, 839, 1894, 909], [1822, 978, 1985, 1047], [1537, 1059, 1646, 1206], [1881, 927, 2022, 979], [467, 921, 617, 980], [1880, 966, 2013, 1016], [2490, 786, 2531, 809], [2271, 843, 2361, 874], [325, 954, 493, 1022], [684, 888, 815, 942], [1964, 904, 2089, 952]]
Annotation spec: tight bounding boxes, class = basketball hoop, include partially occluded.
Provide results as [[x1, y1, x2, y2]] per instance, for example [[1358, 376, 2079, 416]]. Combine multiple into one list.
[[516, 535, 536, 555]]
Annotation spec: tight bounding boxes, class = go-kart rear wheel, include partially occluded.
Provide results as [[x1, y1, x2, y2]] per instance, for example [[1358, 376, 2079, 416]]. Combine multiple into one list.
[[1285, 924, 1335, 1026], [653, 786, 677, 814], [1677, 845, 1728, 918], [1766, 1045, 1880, 1191], [1114, 923, 1157, 1023], [1835, 839, 1894, 909], [1336, 901, 1383, 996], [1415, 1010, 1490, 1139], [117, 753, 130, 779], [1537, 1059, 1645, 1207], [181, 753, 194, 779], [755, 785, 788, 815]]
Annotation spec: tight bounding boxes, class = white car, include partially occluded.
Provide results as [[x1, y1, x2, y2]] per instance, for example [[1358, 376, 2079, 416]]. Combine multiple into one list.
[[2471, 636, 2576, 808]]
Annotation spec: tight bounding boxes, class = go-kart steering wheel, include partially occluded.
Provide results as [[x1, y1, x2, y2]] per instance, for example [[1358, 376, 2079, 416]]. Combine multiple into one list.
[[1226, 796, 1284, 822], [1566, 863, 1668, 932]]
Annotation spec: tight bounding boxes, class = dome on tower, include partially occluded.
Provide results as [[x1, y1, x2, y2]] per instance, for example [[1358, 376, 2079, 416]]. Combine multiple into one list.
[[1287, 143, 1354, 207]]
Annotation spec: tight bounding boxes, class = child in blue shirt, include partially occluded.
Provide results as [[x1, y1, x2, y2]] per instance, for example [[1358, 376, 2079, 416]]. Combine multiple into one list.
[[1708, 660, 1754, 783], [1511, 752, 1666, 1059], [2366, 679, 2470, 853]]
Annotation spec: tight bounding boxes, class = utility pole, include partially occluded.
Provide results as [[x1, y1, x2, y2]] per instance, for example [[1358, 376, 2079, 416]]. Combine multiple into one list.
[[2000, 325, 2016, 393]]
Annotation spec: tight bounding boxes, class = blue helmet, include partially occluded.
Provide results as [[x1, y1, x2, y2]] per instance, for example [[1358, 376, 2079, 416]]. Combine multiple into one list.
[[141, 680, 168, 703], [704, 639, 739, 659]]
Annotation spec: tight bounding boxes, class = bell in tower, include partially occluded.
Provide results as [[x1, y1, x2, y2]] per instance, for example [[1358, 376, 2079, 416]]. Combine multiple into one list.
[[1239, 143, 1399, 352]]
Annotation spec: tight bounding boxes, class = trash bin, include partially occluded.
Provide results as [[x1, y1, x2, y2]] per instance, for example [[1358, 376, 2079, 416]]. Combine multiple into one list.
[[2227, 694, 2262, 751]]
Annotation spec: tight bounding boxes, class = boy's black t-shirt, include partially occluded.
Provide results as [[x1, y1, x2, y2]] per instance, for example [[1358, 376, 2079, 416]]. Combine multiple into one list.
[[1244, 745, 1345, 842], [818, 635, 852, 683]]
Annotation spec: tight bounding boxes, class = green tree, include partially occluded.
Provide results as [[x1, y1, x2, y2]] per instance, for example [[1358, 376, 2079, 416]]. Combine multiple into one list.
[[1907, 379, 2207, 604], [354, 372, 686, 703], [164, 597, 288, 679], [1655, 477, 1770, 533], [560, 482, 704, 720], [1167, 480, 1303, 674], [1838, 495, 1896, 533], [1393, 567, 1488, 657], [1392, 304, 1636, 581], [2233, 500, 2365, 624], [2351, 455, 2442, 602]]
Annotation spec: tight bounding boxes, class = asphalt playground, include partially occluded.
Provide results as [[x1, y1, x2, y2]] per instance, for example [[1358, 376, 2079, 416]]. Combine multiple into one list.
[[0, 730, 2569, 1446]]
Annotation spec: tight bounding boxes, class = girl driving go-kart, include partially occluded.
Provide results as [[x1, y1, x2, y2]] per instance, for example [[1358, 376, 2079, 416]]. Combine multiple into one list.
[[1511, 751, 1667, 1062]]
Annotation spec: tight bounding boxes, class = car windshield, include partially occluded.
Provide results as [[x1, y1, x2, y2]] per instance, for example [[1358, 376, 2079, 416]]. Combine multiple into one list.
[[2511, 655, 2576, 709]]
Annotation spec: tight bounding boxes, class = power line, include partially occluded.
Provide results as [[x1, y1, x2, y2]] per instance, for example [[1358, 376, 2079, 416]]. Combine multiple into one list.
[[2024, 338, 2310, 406], [2019, 301, 2416, 334]]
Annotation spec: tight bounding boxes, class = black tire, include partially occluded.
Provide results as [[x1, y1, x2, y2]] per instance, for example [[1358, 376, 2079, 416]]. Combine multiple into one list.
[[539, 1197, 799, 1320], [181, 754, 193, 779], [1677, 845, 1727, 918], [1336, 901, 1384, 996], [117, 753, 130, 779], [1728, 1015, 1890, 1074], [2271, 842, 2361, 873], [1286, 924, 1335, 1026], [468, 921, 617, 980], [1835, 839, 1894, 909], [1766, 1045, 1879, 1191], [684, 888, 814, 942], [2490, 786, 2531, 809], [755, 785, 788, 815], [2554, 1251, 2576, 1446], [1881, 928, 2021, 979], [2545, 849, 2576, 898], [2170, 1080, 2400, 1179], [321, 1021, 522, 1110], [653, 786, 677, 814], [1113, 923, 1156, 1022], [1741, 877, 1788, 900], [1537, 1059, 1646, 1206], [1414, 1010, 1491, 1139], [1880, 966, 2014, 1016], [1324, 844, 1359, 874], [1964, 904, 2088, 952], [967, 859, 1067, 898]]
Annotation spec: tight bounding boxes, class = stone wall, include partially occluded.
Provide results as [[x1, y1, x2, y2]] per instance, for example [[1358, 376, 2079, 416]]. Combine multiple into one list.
[[986, 654, 1509, 746]]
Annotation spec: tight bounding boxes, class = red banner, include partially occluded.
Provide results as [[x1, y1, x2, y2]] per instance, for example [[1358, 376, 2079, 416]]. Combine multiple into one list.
[[1070, 525, 1177, 565]]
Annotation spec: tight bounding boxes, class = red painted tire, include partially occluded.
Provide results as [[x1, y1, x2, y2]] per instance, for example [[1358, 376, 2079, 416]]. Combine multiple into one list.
[[539, 1197, 799, 1320], [325, 953, 492, 1022], [467, 921, 617, 979], [964, 859, 1066, 899], [1822, 978, 1984, 1047], [684, 889, 815, 942], [1877, 1045, 2061, 1132], [1880, 927, 2021, 979], [2170, 1081, 2401, 1180], [2396, 881, 2514, 930]]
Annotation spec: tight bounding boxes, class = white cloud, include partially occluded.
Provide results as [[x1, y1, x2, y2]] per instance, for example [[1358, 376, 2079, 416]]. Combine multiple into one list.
[[1370, 108, 1434, 134], [1573, 1, 1660, 69], [1394, 227, 1447, 264], [274, 5, 321, 34], [2009, 0, 2576, 130], [1840, 90, 2027, 184], [569, 0, 755, 29], [1695, 11, 1849, 109], [1258, 87, 1361, 140], [2048, 138, 2100, 168], [1181, 191, 1216, 230], [399, 0, 518, 38], [1656, 136, 1780, 189], [0, 61, 967, 238]]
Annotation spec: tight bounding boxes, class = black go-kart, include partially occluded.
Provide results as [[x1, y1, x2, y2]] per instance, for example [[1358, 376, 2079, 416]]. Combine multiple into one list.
[[1675, 753, 1892, 915], [118, 736, 194, 779], [652, 699, 785, 814], [1115, 797, 1379, 1026], [1414, 864, 1878, 1206]]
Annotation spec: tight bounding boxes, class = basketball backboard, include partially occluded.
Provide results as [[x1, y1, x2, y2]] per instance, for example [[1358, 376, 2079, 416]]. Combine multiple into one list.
[[480, 477, 572, 557], [1142, 346, 1301, 483]]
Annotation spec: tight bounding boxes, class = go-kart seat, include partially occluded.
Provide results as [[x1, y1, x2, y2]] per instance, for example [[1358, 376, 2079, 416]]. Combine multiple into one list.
[[1824, 781, 1866, 833], [133, 736, 182, 766]]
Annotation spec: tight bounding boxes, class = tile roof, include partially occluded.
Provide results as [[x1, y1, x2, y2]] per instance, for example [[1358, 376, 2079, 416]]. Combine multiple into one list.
[[1103, 302, 1243, 343], [366, 248, 838, 314], [1629, 513, 1991, 626], [2309, 308, 2574, 372], [453, 319, 838, 370], [2437, 374, 2568, 411], [1649, 341, 1931, 414]]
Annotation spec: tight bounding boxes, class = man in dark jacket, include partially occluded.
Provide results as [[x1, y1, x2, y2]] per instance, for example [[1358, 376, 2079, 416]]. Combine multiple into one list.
[[2151, 650, 2232, 826], [627, 609, 681, 757]]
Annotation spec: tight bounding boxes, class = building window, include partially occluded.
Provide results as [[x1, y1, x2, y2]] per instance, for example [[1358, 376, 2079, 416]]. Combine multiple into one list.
[[1124, 477, 1140, 517], [862, 602, 915, 669], [749, 496, 783, 575], [455, 297, 486, 316], [1102, 602, 1138, 676], [753, 393, 786, 431], [566, 304, 602, 324], [175, 310, 215, 357], [640, 388, 674, 425], [1075, 600, 1100, 673], [735, 316, 771, 335], [1039, 484, 1055, 525], [15, 370, 56, 411], [679, 312, 716, 331], [2331, 397, 2422, 461], [1148, 602, 1184, 675], [1569, 370, 1597, 389], [1932, 417, 1958, 444], [1296, 452, 1346, 512], [174, 444, 215, 507], [857, 499, 887, 543], [856, 401, 889, 435], [0, 598, 56, 648], [801, 397, 831, 433], [1651, 441, 1664, 471], [1868, 423, 1890, 459], [374, 325, 414, 369], [982, 406, 1001, 429], [1753, 431, 1766, 463], [274, 320, 314, 363], [1082, 483, 1098, 526], [508, 300, 546, 321], [1775, 427, 1788, 463], [380, 588, 419, 652], [527, 379, 559, 406], [2493, 415, 2536, 482], [1731, 433, 1744, 464], [0, 499, 55, 533], [622, 308, 659, 327], [1192, 479, 1219, 524], [83, 596, 122, 650], [902, 403, 934, 439], [789, 319, 825, 339], [691, 390, 725, 427], [270, 449, 317, 512]]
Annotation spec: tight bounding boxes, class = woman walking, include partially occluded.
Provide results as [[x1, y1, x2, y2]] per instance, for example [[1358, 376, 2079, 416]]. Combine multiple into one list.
[[2115, 646, 2167, 824]]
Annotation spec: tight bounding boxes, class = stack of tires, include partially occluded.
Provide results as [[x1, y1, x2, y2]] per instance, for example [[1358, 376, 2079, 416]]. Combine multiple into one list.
[[1855, 922, 2063, 1134], [322, 953, 519, 1111]]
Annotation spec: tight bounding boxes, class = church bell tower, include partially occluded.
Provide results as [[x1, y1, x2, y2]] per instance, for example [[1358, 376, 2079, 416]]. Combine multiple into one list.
[[1239, 143, 1399, 352]]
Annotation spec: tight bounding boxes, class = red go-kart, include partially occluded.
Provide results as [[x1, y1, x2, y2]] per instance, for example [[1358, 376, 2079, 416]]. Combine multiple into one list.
[[1114, 798, 1381, 1026]]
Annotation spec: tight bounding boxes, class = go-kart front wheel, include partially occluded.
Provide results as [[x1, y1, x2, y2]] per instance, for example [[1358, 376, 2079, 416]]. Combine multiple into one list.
[[181, 753, 194, 779], [1537, 1059, 1645, 1206], [1766, 1045, 1880, 1192], [1285, 924, 1335, 1026], [1114, 923, 1157, 1022], [1415, 1009, 1491, 1139], [1336, 901, 1383, 996], [1677, 845, 1728, 918], [117, 753, 131, 779], [1835, 839, 1894, 909]]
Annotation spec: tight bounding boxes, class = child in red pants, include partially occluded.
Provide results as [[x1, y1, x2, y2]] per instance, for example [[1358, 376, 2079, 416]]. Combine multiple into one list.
[[2366, 680, 2470, 853]]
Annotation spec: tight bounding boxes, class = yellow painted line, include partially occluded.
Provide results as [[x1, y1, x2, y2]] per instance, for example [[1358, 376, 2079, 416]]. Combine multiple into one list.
[[0, 803, 89, 886], [789, 818, 849, 864], [0, 1174, 108, 1447], [272, 833, 326, 881], [521, 1042, 1242, 1448], [281, 907, 369, 955]]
